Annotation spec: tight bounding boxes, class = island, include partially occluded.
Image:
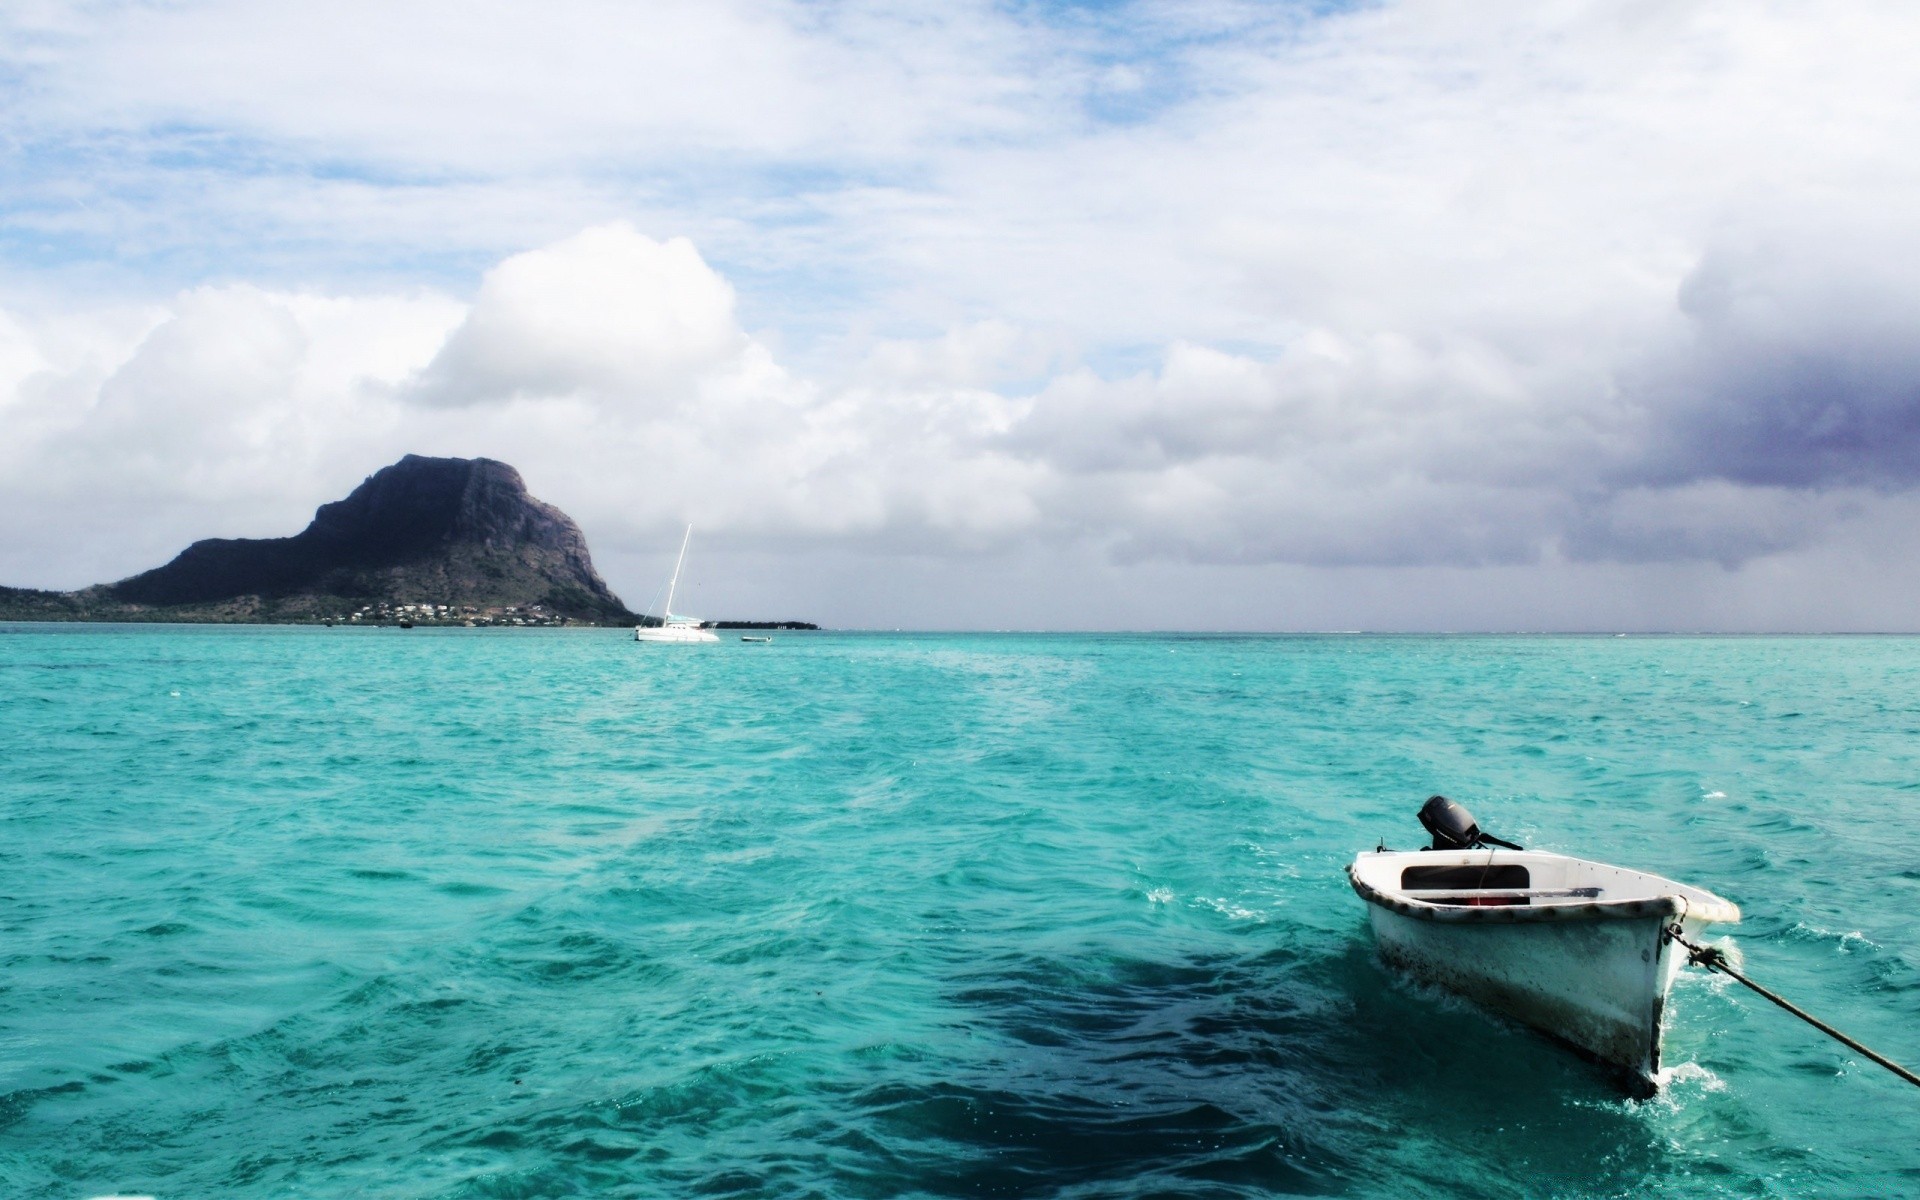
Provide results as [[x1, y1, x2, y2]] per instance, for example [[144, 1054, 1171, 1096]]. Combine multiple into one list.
[[0, 454, 817, 630]]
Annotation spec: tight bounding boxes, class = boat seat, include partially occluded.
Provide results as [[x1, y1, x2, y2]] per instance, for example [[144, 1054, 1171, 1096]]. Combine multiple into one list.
[[1401, 864, 1530, 890], [1400, 863, 1531, 906]]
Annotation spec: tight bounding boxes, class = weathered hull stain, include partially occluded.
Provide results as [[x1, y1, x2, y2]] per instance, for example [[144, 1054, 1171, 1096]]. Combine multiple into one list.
[[1368, 905, 1685, 1094]]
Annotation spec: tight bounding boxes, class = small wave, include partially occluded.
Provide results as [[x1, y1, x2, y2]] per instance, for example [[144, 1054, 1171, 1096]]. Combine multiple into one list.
[[1645, 1060, 1727, 1108], [1786, 922, 1879, 953], [1195, 895, 1266, 922], [1145, 887, 1173, 905]]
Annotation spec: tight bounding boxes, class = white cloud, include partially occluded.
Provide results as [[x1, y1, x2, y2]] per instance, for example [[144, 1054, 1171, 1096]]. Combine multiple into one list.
[[0, 285, 461, 582], [10, 0, 1051, 172], [0, 311, 52, 407], [0, 213, 1902, 605], [407, 224, 748, 407], [0, 226, 1053, 591]]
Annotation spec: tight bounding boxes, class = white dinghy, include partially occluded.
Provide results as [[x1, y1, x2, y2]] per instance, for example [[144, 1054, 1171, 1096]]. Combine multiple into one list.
[[1348, 797, 1739, 1095]]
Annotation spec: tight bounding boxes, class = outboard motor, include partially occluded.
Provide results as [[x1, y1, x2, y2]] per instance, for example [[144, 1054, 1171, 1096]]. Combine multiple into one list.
[[1418, 795, 1523, 851]]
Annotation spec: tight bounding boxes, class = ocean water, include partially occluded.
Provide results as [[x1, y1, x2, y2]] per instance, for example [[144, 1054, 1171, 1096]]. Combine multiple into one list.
[[2, 626, 1917, 1199]]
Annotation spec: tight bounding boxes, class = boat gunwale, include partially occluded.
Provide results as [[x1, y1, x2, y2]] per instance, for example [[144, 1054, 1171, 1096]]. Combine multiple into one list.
[[1347, 851, 1740, 925]]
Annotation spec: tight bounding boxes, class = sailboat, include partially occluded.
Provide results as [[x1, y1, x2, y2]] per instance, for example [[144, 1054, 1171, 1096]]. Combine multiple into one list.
[[634, 524, 720, 644]]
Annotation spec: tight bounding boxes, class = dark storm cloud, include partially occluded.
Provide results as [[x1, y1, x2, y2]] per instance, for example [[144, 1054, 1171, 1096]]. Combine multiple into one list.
[[1633, 233, 1920, 494]]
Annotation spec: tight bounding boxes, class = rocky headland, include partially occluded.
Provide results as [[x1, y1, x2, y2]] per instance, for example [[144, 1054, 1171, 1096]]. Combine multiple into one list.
[[0, 455, 642, 625]]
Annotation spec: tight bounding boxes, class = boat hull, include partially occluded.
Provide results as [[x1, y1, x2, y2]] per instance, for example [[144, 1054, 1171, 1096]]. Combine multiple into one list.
[[634, 624, 719, 643], [1366, 903, 1677, 1091], [1348, 848, 1737, 1095]]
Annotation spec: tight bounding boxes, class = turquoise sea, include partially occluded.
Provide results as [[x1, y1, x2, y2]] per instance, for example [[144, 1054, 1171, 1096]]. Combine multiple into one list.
[[3, 625, 1917, 1198]]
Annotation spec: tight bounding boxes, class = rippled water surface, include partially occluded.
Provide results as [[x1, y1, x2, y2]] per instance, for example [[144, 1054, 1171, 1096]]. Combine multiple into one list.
[[3, 625, 1918, 1197]]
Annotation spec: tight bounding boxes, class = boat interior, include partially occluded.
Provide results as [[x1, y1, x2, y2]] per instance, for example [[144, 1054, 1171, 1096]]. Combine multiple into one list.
[[1351, 848, 1739, 920]]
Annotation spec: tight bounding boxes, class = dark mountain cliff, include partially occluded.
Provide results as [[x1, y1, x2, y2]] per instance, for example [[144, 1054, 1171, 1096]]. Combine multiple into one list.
[[1, 455, 638, 624]]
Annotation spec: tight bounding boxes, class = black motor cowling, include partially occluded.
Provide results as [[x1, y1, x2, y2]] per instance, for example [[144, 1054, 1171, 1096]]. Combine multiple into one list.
[[1417, 795, 1523, 851]]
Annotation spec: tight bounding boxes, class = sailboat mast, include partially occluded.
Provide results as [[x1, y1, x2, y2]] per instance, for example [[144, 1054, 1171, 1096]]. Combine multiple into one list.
[[663, 524, 692, 621]]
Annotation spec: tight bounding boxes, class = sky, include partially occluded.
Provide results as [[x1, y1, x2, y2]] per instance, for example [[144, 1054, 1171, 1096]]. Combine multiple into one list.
[[3, 0, 1920, 630]]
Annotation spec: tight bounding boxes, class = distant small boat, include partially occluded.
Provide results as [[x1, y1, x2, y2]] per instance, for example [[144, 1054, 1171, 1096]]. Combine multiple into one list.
[[1348, 796, 1739, 1095], [634, 524, 720, 644], [740, 635, 771, 643]]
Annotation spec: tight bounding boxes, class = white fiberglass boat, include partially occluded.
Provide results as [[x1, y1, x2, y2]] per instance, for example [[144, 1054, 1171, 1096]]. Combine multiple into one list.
[[634, 525, 720, 644], [1348, 797, 1739, 1095]]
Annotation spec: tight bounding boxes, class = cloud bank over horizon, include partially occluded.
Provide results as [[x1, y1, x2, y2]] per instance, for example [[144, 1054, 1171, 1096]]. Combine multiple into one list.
[[3, 1, 1919, 629]]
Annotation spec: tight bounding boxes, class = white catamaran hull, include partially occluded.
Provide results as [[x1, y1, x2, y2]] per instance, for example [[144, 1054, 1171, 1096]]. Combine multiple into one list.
[[1349, 849, 1738, 1094], [634, 622, 719, 643]]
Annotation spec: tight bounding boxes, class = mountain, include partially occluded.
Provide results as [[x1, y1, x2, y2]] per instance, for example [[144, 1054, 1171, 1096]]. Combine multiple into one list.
[[0, 455, 638, 624]]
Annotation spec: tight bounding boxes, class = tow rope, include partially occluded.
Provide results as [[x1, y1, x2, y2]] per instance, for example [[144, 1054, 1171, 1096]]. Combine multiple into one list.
[[1664, 924, 1920, 1090]]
